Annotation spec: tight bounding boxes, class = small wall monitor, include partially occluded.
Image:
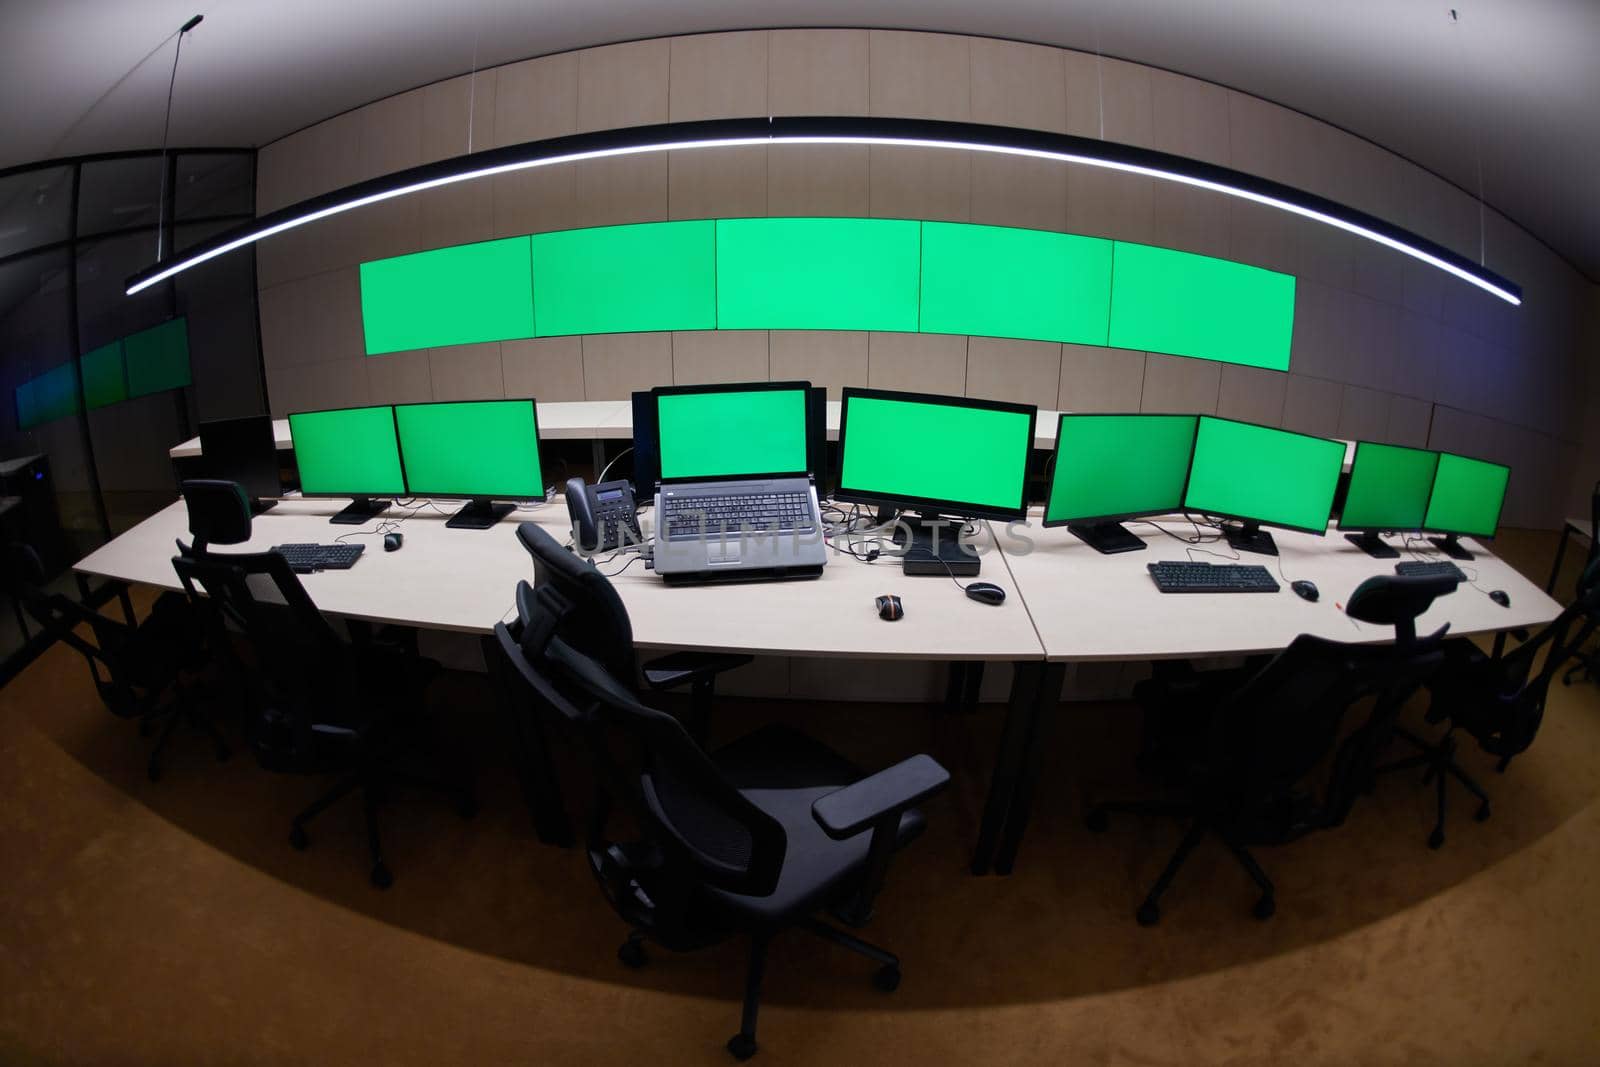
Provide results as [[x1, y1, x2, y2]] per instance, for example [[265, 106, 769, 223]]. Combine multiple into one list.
[[1339, 441, 1441, 558], [836, 387, 1036, 576], [1182, 415, 1346, 556], [287, 405, 405, 525], [1045, 413, 1197, 554], [1421, 451, 1510, 561], [199, 414, 282, 514], [393, 399, 544, 529], [654, 381, 814, 482]]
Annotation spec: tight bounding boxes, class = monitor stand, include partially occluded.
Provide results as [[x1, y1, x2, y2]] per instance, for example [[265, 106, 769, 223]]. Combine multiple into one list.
[[249, 498, 279, 516], [447, 498, 516, 530], [1222, 520, 1278, 557], [1068, 520, 1146, 555], [895, 513, 980, 577], [330, 497, 390, 525], [1428, 533, 1476, 561], [1344, 531, 1399, 559]]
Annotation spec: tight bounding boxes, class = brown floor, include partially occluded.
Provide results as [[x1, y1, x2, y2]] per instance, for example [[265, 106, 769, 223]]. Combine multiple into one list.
[[2, 531, 1598, 1065]]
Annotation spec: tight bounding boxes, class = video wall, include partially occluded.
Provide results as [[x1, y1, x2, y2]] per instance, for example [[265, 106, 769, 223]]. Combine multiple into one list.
[[15, 317, 191, 430]]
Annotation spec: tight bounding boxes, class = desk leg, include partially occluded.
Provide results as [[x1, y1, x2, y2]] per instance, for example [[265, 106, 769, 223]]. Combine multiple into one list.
[[971, 662, 1041, 875], [993, 662, 1067, 875], [1546, 526, 1573, 594], [480, 635, 574, 847]]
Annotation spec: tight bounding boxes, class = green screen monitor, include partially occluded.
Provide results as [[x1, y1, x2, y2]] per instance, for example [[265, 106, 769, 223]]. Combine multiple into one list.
[[394, 399, 544, 529], [124, 318, 191, 398], [1182, 415, 1346, 556], [1421, 452, 1510, 561], [1339, 441, 1441, 558], [653, 382, 813, 483], [1044, 413, 1198, 554], [360, 237, 534, 354], [287, 405, 406, 524], [836, 388, 1036, 577]]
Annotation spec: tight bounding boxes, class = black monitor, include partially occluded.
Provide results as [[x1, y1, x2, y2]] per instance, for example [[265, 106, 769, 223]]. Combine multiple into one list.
[[198, 414, 281, 514], [287, 405, 406, 524], [835, 387, 1036, 576], [1419, 451, 1511, 561], [1182, 415, 1346, 556], [631, 382, 826, 495], [393, 399, 545, 529], [1338, 441, 1441, 558], [1043, 413, 1198, 554]]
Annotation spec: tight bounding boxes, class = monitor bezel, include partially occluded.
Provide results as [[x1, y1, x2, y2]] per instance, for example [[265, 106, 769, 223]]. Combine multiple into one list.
[[198, 414, 282, 502], [1041, 411, 1198, 529], [833, 386, 1037, 522], [286, 403, 408, 500], [1181, 414, 1346, 537], [651, 380, 819, 486], [1417, 450, 1511, 541], [391, 396, 544, 501], [1336, 439, 1441, 536]]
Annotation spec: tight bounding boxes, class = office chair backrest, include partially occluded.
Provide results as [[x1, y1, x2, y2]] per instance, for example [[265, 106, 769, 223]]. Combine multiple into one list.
[[514, 522, 639, 685], [181, 478, 254, 552]]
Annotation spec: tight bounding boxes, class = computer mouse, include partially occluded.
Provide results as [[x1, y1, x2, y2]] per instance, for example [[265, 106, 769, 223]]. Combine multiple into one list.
[[875, 594, 904, 621], [1489, 589, 1510, 608], [965, 581, 1006, 606], [383, 532, 403, 552], [1291, 579, 1320, 602]]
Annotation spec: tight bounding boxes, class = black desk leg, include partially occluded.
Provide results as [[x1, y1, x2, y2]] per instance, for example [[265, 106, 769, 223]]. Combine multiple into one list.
[[480, 635, 574, 847], [993, 662, 1067, 875], [944, 662, 986, 711], [1546, 526, 1573, 594], [971, 662, 1042, 875]]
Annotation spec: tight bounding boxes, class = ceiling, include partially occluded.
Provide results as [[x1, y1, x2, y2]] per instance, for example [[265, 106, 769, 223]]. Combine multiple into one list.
[[1, 0, 1597, 280]]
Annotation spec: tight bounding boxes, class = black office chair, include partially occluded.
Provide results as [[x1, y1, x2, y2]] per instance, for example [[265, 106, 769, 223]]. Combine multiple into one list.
[[1560, 480, 1600, 686], [1087, 575, 1456, 925], [171, 479, 473, 888], [1380, 558, 1600, 848], [495, 523, 949, 1060], [4, 541, 225, 781]]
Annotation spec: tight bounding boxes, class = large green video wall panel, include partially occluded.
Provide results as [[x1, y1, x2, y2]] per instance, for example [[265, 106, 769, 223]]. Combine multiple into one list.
[[360, 237, 534, 355], [125, 318, 192, 398], [79, 341, 127, 409], [531, 220, 714, 336], [1108, 243, 1295, 371], [716, 218, 921, 331], [919, 222, 1113, 344], [15, 363, 81, 430]]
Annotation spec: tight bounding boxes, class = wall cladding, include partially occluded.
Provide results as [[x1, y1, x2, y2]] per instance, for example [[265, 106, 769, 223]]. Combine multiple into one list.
[[256, 28, 1593, 529]]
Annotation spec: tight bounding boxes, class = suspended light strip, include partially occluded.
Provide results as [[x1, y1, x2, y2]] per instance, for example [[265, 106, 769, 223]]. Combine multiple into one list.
[[126, 116, 1520, 305]]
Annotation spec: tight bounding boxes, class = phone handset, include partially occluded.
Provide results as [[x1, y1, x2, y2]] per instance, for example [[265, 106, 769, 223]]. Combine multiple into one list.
[[565, 477, 643, 554]]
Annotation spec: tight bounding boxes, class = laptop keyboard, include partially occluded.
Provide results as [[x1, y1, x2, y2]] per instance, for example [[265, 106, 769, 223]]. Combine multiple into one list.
[[662, 491, 816, 540]]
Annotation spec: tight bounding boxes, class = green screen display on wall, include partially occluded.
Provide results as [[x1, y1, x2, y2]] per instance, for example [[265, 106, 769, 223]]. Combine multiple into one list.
[[15, 362, 82, 430], [124, 318, 191, 398], [1108, 243, 1296, 371], [531, 220, 715, 336], [657, 388, 809, 480], [80, 341, 127, 409], [360, 237, 534, 355], [920, 222, 1113, 344], [715, 218, 921, 331]]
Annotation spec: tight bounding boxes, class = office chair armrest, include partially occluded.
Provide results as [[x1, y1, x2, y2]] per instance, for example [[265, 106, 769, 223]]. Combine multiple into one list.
[[641, 651, 753, 691], [811, 754, 950, 841]]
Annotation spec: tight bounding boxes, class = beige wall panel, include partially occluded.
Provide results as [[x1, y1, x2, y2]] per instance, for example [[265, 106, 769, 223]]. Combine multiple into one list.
[[1226, 90, 1311, 193], [1348, 239, 1408, 308], [768, 331, 868, 398], [355, 90, 423, 183], [582, 333, 673, 399], [970, 155, 1068, 232], [869, 147, 969, 222], [867, 30, 969, 121], [965, 337, 1062, 406], [1095, 58, 1155, 149], [304, 111, 364, 203], [673, 331, 769, 384], [1405, 165, 1480, 262], [1149, 69, 1230, 166], [1216, 364, 1287, 426], [1399, 258, 1448, 320], [268, 357, 368, 417], [669, 31, 767, 120], [304, 267, 366, 363], [491, 55, 575, 148], [867, 333, 966, 395], [767, 145, 870, 217], [418, 180, 495, 251], [255, 223, 320, 289], [255, 135, 306, 214], [1226, 199, 1303, 279], [429, 342, 505, 401], [1066, 168, 1154, 245], [1287, 281, 1351, 382], [569, 154, 669, 229], [1281, 374, 1344, 438], [1151, 183, 1230, 258], [502, 337, 585, 402], [576, 39, 669, 132], [669, 146, 767, 220], [339, 197, 422, 268], [1062, 51, 1108, 138], [768, 29, 868, 116], [424, 71, 498, 163], [1141, 353, 1221, 414], [258, 278, 315, 370], [1337, 384, 1392, 443], [492, 164, 578, 239], [969, 39, 1066, 133], [1058, 344, 1145, 412], [366, 350, 434, 405], [1387, 395, 1433, 448]]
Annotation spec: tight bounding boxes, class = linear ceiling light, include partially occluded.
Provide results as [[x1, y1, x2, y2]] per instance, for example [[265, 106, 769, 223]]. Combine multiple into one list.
[[126, 116, 1520, 305]]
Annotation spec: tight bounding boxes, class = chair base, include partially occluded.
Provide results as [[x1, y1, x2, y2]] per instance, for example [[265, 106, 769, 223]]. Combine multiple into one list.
[[1375, 726, 1491, 849], [1562, 647, 1599, 688], [143, 697, 231, 782], [290, 762, 474, 888]]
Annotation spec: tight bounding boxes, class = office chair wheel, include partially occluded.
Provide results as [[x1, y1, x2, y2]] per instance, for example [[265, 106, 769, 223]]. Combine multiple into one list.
[[1085, 807, 1110, 833], [1136, 902, 1161, 927], [370, 862, 394, 890], [289, 824, 310, 851], [726, 1033, 758, 1061], [1427, 828, 1445, 850], [1252, 895, 1276, 921], [1475, 802, 1491, 822], [873, 964, 902, 993], [617, 938, 648, 969]]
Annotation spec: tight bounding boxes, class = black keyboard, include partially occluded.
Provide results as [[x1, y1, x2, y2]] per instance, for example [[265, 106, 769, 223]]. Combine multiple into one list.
[[1395, 560, 1467, 582], [273, 543, 365, 573], [1147, 561, 1280, 593], [662, 491, 816, 541]]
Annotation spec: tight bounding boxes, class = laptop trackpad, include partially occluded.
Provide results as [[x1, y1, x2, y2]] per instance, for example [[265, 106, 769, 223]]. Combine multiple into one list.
[[707, 543, 742, 565]]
